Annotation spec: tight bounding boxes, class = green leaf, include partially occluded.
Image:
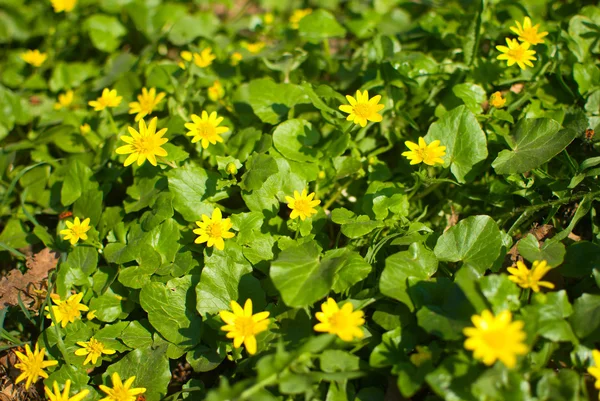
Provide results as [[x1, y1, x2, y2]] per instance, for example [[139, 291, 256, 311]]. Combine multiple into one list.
[[340, 216, 384, 239], [63, 246, 98, 278], [186, 345, 226, 373], [84, 14, 127, 52], [326, 248, 372, 293], [94, 321, 130, 352], [167, 13, 220, 45], [61, 159, 94, 206], [195, 243, 253, 316], [245, 78, 310, 124], [320, 350, 361, 372], [492, 118, 577, 174], [416, 307, 467, 341], [273, 119, 322, 162], [271, 241, 339, 308], [434, 215, 502, 274], [120, 320, 154, 349], [536, 369, 581, 400], [452, 83, 486, 114], [425, 105, 488, 183], [298, 9, 347, 43], [517, 234, 566, 267], [557, 241, 600, 278], [574, 62, 600, 95], [240, 153, 279, 191], [49, 62, 97, 92], [105, 345, 171, 401], [380, 243, 438, 310], [167, 162, 219, 222], [89, 290, 127, 323], [570, 294, 600, 340], [479, 274, 520, 314], [140, 275, 202, 348]]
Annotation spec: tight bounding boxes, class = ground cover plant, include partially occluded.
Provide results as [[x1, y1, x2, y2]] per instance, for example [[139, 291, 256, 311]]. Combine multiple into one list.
[[0, 0, 600, 400]]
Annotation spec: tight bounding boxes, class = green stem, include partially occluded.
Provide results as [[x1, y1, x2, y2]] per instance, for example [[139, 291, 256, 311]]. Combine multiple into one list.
[[323, 180, 352, 211]]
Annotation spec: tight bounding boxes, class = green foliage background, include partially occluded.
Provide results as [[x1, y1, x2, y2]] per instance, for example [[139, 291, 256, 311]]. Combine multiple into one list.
[[1, 0, 600, 400]]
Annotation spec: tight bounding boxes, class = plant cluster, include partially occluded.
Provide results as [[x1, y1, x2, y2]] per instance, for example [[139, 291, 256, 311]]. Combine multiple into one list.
[[0, 0, 599, 400]]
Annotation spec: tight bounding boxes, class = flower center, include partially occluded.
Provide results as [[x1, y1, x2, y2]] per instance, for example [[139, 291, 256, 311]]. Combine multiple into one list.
[[328, 311, 352, 333], [22, 354, 44, 376], [235, 316, 256, 337], [133, 136, 154, 155], [58, 301, 81, 320], [482, 329, 507, 350], [206, 222, 222, 238], [353, 103, 374, 118], [508, 47, 525, 61], [293, 199, 311, 215], [139, 98, 155, 112], [111, 386, 134, 401], [70, 225, 84, 237], [88, 339, 104, 355], [196, 123, 217, 139]]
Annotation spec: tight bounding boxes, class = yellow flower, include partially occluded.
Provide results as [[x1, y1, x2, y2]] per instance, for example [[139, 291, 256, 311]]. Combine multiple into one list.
[[45, 379, 90, 401], [242, 41, 266, 54], [75, 338, 116, 365], [54, 90, 74, 110], [184, 111, 229, 149], [507, 260, 554, 293], [79, 124, 91, 135], [510, 17, 548, 46], [179, 50, 193, 69], [290, 8, 312, 29], [115, 117, 169, 167], [45, 292, 89, 328], [463, 310, 527, 369], [401, 137, 446, 166], [230, 52, 243, 66], [219, 299, 270, 355], [314, 298, 365, 341], [339, 90, 385, 128], [496, 38, 536, 70], [88, 88, 122, 111], [99, 373, 146, 401], [489, 91, 506, 108], [128, 87, 166, 122], [193, 208, 235, 251], [50, 0, 76, 13], [264, 12, 274, 25], [87, 310, 97, 320], [14, 344, 59, 390], [193, 48, 216, 68], [588, 350, 600, 389], [208, 81, 225, 102], [21, 50, 47, 67], [59, 216, 91, 245], [285, 189, 320, 221]]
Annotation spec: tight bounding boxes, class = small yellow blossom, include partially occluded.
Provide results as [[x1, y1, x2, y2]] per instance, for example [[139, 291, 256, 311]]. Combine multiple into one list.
[[21, 50, 48, 67], [116, 117, 168, 167], [208, 81, 225, 102], [588, 350, 600, 389], [194, 48, 216, 68], [14, 344, 59, 390], [87, 310, 97, 320], [50, 0, 76, 13], [242, 41, 266, 54], [230, 52, 243, 66], [219, 299, 270, 355], [285, 189, 320, 221], [88, 88, 122, 111], [463, 310, 527, 369], [402, 137, 446, 166], [79, 124, 91, 135], [489, 91, 506, 108], [184, 111, 229, 149], [264, 12, 274, 25], [128, 87, 166, 122], [193, 208, 235, 251], [45, 292, 89, 328], [314, 298, 365, 341], [45, 379, 90, 401], [59, 216, 91, 245], [290, 8, 312, 29], [339, 90, 385, 128], [75, 337, 116, 365], [507, 260, 554, 293], [54, 90, 74, 110], [510, 17, 548, 46], [99, 373, 146, 401], [496, 38, 536, 70], [179, 50, 193, 69]]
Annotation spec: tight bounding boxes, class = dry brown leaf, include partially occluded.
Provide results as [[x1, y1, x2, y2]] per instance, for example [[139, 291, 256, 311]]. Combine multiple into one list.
[[444, 205, 459, 233], [510, 83, 525, 94], [0, 248, 58, 308]]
